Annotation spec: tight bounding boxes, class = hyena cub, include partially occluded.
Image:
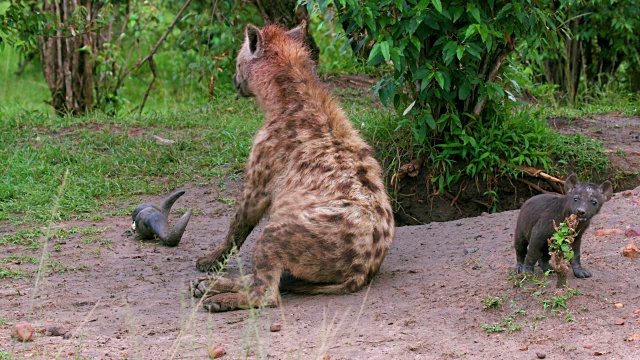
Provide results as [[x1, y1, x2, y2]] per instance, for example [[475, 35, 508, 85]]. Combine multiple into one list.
[[189, 23, 395, 312], [514, 174, 613, 278]]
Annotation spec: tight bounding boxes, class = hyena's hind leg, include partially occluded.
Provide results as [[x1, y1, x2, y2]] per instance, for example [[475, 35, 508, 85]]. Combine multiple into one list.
[[201, 226, 285, 312]]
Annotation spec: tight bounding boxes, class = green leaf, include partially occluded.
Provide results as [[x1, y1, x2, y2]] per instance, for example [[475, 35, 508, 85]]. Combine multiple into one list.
[[467, 4, 481, 23], [416, 0, 431, 12], [367, 43, 382, 64], [458, 81, 472, 100], [435, 71, 445, 89], [425, 113, 436, 129], [380, 41, 391, 62], [456, 45, 465, 60], [432, 0, 442, 13]]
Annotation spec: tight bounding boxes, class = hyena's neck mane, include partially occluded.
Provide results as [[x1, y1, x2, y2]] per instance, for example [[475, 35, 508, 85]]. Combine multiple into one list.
[[250, 27, 347, 133]]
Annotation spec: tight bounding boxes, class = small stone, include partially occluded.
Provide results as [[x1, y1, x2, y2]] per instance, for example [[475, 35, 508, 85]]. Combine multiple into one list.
[[208, 346, 225, 359], [623, 190, 633, 198], [270, 323, 282, 332], [13, 322, 34, 342], [464, 247, 477, 255], [45, 326, 68, 336], [625, 227, 640, 237], [614, 303, 624, 309], [536, 352, 546, 359], [583, 343, 593, 349], [615, 320, 625, 325], [634, 309, 640, 314]]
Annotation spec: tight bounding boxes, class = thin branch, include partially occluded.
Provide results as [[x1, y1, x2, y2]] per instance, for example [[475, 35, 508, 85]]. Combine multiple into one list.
[[138, 58, 157, 115], [517, 178, 559, 195], [135, 0, 195, 71], [516, 165, 565, 185], [472, 46, 513, 118]]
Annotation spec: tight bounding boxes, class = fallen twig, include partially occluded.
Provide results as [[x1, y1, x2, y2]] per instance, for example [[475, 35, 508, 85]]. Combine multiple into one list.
[[517, 178, 560, 195]]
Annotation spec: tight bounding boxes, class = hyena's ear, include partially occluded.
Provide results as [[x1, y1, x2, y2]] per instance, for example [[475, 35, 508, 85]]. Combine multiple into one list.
[[564, 173, 579, 194], [600, 180, 613, 201], [286, 21, 306, 43], [246, 24, 264, 58]]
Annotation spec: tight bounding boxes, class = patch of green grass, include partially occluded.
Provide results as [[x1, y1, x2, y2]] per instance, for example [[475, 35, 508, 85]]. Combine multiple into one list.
[[548, 133, 609, 182], [0, 228, 43, 247], [538, 288, 583, 313], [0, 94, 263, 229], [481, 316, 523, 333], [0, 45, 53, 117], [482, 295, 506, 309], [0, 266, 26, 279], [1, 254, 38, 264]]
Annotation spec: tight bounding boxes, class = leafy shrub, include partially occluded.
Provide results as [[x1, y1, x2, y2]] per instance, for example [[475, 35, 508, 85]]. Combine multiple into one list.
[[304, 1, 568, 187]]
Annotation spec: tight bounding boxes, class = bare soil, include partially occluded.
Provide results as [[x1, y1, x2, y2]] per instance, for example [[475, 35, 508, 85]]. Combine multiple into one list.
[[2, 116, 640, 359]]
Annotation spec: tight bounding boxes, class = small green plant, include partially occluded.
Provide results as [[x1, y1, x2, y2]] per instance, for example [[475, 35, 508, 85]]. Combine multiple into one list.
[[564, 310, 575, 323], [538, 287, 583, 313], [481, 307, 527, 334], [483, 295, 506, 309], [481, 316, 522, 333], [547, 214, 579, 288]]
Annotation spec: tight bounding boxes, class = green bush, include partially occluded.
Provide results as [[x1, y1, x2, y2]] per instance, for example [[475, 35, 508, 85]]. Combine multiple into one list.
[[305, 0, 568, 188]]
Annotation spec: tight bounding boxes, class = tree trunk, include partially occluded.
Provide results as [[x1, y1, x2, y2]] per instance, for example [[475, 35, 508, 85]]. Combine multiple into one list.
[[252, 0, 320, 61], [40, 0, 98, 115], [541, 17, 583, 105]]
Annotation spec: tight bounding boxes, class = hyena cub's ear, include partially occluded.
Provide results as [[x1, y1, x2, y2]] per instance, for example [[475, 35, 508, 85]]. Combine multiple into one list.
[[564, 173, 579, 194], [246, 24, 264, 58], [600, 180, 613, 201], [286, 21, 306, 43]]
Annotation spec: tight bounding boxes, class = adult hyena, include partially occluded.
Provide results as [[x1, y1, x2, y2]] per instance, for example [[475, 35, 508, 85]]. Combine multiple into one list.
[[190, 23, 395, 312]]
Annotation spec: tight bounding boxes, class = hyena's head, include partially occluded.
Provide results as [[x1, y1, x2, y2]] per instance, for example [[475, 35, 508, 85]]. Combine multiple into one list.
[[233, 22, 307, 98], [563, 173, 613, 222]]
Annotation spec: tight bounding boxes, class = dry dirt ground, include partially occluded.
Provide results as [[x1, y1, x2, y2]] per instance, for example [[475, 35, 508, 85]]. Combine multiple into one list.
[[1, 116, 640, 360]]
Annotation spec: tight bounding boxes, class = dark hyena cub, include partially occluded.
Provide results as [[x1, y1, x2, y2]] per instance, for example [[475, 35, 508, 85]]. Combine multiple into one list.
[[514, 174, 613, 278]]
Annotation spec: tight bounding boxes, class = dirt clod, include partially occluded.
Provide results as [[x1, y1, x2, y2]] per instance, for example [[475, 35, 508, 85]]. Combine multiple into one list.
[[625, 227, 640, 237], [208, 346, 225, 359], [583, 343, 593, 349], [536, 352, 546, 359], [270, 323, 282, 332], [622, 243, 640, 258], [595, 229, 624, 236], [13, 322, 34, 342]]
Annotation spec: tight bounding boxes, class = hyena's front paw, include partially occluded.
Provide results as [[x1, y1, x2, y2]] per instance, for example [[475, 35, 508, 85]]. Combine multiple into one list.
[[515, 263, 525, 274], [196, 249, 227, 272], [572, 266, 592, 278], [189, 277, 215, 298], [539, 261, 554, 274]]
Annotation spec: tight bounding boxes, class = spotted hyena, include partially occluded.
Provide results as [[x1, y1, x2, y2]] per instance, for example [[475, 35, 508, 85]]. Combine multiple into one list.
[[189, 23, 395, 312]]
